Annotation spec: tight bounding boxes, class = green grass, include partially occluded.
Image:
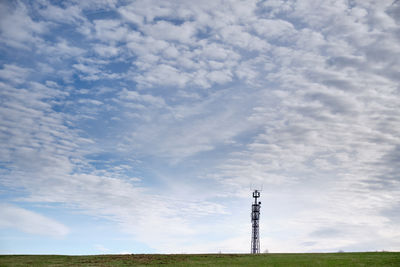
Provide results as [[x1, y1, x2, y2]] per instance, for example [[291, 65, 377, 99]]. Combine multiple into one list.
[[0, 252, 399, 266]]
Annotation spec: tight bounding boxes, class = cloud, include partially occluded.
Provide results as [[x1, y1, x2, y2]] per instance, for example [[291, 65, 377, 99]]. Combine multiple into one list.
[[0, 204, 69, 237], [119, 88, 166, 108], [118, 1, 247, 89], [38, 3, 85, 24], [0, 1, 47, 49], [0, 64, 31, 84], [43, 39, 86, 59], [0, 67, 228, 251], [253, 19, 296, 40], [1, 0, 400, 254], [143, 20, 196, 44], [93, 19, 128, 43], [93, 44, 120, 57], [134, 64, 191, 88]]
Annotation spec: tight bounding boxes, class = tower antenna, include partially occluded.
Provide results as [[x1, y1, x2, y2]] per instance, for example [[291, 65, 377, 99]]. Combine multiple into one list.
[[251, 189, 261, 254]]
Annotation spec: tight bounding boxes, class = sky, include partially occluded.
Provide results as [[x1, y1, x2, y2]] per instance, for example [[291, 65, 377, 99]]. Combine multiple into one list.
[[0, 0, 400, 255]]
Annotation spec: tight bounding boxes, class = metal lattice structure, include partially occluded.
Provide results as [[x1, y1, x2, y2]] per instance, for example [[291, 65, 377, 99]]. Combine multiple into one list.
[[251, 190, 261, 254]]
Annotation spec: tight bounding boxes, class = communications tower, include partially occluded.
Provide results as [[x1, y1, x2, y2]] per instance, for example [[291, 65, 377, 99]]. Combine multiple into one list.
[[251, 190, 261, 254]]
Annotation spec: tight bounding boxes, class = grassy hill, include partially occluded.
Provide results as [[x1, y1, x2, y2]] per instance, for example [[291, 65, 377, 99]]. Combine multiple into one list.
[[1, 252, 399, 266]]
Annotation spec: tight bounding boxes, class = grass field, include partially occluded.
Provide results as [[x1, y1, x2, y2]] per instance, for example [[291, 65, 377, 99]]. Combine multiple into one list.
[[0, 252, 399, 266]]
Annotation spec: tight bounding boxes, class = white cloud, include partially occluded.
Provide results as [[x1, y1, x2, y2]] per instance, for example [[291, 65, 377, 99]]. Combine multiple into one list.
[[1, 0, 400, 254], [134, 64, 190, 88], [143, 21, 196, 44], [0, 1, 47, 49], [119, 89, 165, 108], [38, 3, 85, 24], [0, 204, 69, 237], [73, 63, 100, 75], [253, 19, 296, 40], [0, 64, 31, 84], [93, 44, 120, 57], [42, 39, 86, 59], [93, 19, 128, 43]]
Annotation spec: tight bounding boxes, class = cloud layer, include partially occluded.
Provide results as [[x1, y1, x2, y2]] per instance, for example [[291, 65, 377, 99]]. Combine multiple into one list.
[[0, 204, 69, 237], [0, 0, 399, 253]]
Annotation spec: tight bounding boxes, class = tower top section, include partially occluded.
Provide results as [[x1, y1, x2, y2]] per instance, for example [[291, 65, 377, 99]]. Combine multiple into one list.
[[252, 190, 261, 205], [253, 190, 260, 198]]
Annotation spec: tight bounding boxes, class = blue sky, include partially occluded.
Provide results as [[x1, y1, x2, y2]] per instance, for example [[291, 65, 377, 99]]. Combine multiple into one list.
[[1, 0, 400, 254]]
